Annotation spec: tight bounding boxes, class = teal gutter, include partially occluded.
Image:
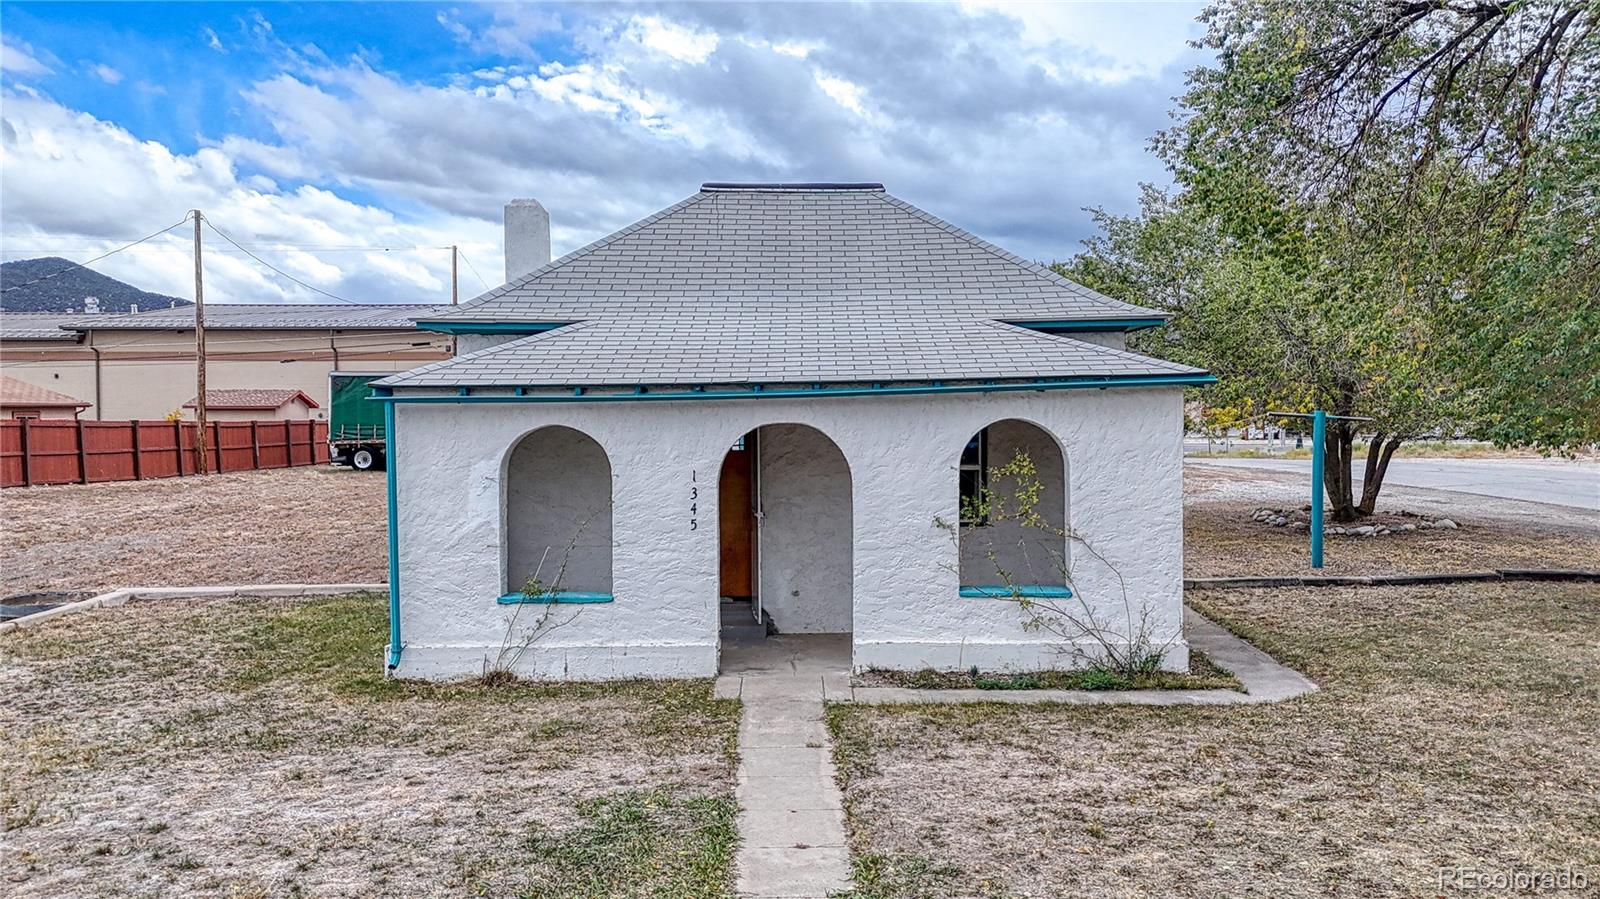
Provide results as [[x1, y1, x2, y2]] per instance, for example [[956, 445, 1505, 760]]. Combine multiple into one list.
[[379, 387, 402, 670], [1007, 318, 1168, 333], [413, 321, 570, 335], [373, 373, 1216, 405]]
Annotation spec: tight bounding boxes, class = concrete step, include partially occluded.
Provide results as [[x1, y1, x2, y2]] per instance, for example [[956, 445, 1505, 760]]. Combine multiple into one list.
[[720, 599, 757, 625]]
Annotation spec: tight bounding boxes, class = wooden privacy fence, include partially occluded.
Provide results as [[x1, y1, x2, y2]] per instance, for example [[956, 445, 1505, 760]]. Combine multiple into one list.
[[0, 419, 330, 488]]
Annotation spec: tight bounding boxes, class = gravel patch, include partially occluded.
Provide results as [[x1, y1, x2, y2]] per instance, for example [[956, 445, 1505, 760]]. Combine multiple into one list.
[[0, 467, 386, 595]]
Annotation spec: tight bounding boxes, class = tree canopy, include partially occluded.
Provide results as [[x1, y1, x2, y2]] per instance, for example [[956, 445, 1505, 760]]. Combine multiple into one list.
[[1061, 0, 1598, 519]]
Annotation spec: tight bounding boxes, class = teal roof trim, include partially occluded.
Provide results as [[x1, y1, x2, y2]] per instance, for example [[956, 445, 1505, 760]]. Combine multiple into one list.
[[376, 373, 1216, 405], [1006, 318, 1168, 333], [414, 321, 571, 335]]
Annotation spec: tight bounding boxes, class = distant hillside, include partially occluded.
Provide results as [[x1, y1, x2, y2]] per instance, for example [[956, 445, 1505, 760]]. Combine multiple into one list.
[[0, 257, 191, 313]]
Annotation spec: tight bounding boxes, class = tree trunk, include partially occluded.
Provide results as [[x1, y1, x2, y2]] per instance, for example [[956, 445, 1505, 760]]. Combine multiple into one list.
[[1325, 422, 1362, 522], [1357, 434, 1404, 515]]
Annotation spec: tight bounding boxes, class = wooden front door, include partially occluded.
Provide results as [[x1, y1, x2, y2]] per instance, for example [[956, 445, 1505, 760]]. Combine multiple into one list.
[[718, 434, 757, 598]]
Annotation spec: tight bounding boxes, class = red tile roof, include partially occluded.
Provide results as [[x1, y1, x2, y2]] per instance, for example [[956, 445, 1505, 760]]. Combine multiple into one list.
[[0, 375, 90, 408], [182, 388, 320, 410]]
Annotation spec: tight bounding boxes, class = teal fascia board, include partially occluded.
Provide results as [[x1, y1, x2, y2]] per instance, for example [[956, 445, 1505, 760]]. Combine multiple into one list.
[[497, 591, 615, 604], [1007, 318, 1168, 333], [414, 321, 571, 335], [375, 373, 1217, 405], [960, 585, 1074, 599]]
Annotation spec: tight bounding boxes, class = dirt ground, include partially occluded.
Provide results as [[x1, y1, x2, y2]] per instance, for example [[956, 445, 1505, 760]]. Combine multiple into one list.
[[3, 462, 1593, 597], [0, 467, 386, 595], [0, 594, 741, 898], [828, 580, 1600, 898], [1183, 463, 1600, 577]]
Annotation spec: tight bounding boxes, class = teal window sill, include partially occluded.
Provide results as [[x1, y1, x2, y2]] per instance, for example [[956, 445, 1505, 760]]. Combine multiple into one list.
[[959, 585, 1073, 599], [497, 591, 614, 604]]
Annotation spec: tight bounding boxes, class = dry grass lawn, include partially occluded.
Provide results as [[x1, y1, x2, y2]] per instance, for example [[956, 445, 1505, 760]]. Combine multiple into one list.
[[0, 594, 741, 898], [827, 581, 1600, 897]]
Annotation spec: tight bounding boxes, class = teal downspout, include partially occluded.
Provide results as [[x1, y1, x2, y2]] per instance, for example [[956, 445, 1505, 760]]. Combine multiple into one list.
[[1310, 409, 1326, 569], [384, 396, 402, 669]]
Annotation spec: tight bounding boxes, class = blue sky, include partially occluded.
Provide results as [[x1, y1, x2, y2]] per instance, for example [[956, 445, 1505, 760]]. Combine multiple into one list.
[[1, 2, 1208, 304]]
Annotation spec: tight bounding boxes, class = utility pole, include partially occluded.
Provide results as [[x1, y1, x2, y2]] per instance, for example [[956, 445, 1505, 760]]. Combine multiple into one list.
[[449, 245, 459, 355], [192, 209, 209, 475]]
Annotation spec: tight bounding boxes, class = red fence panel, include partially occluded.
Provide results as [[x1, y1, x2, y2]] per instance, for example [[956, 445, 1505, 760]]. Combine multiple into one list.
[[258, 421, 290, 468], [1, 421, 23, 488], [15, 420, 82, 486], [81, 420, 136, 483], [2, 417, 332, 488], [216, 422, 257, 473]]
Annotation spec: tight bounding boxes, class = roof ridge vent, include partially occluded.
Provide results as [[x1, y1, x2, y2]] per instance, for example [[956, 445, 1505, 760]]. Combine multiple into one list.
[[700, 181, 884, 192]]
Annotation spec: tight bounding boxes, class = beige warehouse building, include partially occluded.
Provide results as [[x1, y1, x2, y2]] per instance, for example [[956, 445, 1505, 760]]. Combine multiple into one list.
[[0, 305, 452, 421]]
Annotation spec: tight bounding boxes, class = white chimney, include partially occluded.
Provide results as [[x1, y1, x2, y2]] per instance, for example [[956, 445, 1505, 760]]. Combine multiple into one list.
[[130, 303, 139, 314], [504, 198, 551, 283]]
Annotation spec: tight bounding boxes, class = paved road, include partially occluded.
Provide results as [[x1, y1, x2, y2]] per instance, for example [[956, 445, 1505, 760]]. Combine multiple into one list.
[[1189, 457, 1600, 511]]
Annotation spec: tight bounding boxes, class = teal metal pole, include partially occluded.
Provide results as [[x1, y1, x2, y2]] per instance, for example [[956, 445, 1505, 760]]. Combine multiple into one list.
[[1310, 409, 1326, 569], [384, 399, 402, 669]]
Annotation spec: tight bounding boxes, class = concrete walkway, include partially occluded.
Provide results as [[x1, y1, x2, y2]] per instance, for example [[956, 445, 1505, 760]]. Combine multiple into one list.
[[711, 616, 1315, 894], [717, 634, 853, 898]]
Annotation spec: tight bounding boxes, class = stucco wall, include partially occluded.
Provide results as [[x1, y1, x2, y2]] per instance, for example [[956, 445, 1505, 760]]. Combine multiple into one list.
[[391, 387, 1187, 680], [1070, 332, 1127, 351], [456, 334, 524, 355], [755, 424, 853, 634], [958, 419, 1068, 588], [504, 426, 614, 594]]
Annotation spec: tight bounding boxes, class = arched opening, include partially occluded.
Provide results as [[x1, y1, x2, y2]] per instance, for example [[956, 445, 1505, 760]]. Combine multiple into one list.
[[958, 419, 1069, 592], [503, 426, 613, 598], [718, 424, 853, 637]]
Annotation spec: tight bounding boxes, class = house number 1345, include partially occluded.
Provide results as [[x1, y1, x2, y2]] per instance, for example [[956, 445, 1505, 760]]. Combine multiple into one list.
[[689, 471, 699, 530]]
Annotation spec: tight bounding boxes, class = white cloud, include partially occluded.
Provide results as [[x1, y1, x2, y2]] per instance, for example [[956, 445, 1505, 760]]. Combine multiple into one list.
[[0, 91, 496, 304], [631, 15, 719, 64], [202, 26, 225, 53], [89, 63, 124, 85], [813, 72, 867, 116], [1, 39, 53, 76], [2, 1, 1210, 310]]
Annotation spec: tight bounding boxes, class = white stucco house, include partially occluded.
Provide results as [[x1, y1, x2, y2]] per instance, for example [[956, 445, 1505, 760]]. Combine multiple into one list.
[[376, 182, 1214, 681]]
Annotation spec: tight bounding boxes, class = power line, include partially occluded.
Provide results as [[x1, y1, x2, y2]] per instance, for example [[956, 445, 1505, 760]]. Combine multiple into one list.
[[200, 215, 362, 305], [456, 248, 492, 291], [1, 234, 453, 252], [3, 244, 450, 254], [0, 216, 192, 294]]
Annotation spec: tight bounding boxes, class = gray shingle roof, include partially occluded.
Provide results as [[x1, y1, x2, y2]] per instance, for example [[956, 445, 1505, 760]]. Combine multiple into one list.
[[385, 184, 1202, 388], [65, 304, 451, 331], [1, 313, 83, 340]]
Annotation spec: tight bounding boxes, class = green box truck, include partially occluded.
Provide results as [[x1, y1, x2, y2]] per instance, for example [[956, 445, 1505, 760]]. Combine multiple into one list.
[[328, 372, 390, 471]]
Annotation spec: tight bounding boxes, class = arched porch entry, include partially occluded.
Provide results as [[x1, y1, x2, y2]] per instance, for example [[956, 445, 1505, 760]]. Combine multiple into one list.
[[502, 425, 614, 598], [717, 424, 853, 637], [957, 418, 1069, 592]]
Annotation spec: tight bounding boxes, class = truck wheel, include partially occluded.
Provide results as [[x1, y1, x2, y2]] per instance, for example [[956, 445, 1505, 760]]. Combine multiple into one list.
[[352, 448, 380, 471]]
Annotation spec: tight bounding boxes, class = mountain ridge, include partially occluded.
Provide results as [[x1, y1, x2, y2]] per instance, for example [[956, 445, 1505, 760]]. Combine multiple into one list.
[[1, 257, 192, 313]]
